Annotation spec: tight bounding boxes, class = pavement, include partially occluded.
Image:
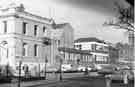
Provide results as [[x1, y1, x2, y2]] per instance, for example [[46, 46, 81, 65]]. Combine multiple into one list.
[[0, 72, 133, 87], [0, 79, 61, 87], [0, 72, 86, 87]]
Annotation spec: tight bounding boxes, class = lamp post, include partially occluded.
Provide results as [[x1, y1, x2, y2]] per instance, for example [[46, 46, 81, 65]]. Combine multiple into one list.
[[59, 58, 62, 81], [44, 56, 48, 80], [18, 60, 22, 87], [59, 51, 63, 81]]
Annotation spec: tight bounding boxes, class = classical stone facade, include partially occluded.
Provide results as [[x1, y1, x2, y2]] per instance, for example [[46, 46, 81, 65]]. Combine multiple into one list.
[[0, 4, 74, 73]]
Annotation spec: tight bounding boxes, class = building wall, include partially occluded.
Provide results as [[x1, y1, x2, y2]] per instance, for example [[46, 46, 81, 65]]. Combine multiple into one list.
[[115, 43, 132, 63], [74, 42, 108, 51], [58, 48, 92, 67], [0, 4, 75, 74], [74, 41, 109, 64], [61, 24, 74, 48], [0, 16, 16, 66], [44, 23, 74, 65], [0, 5, 52, 72], [109, 46, 119, 64]]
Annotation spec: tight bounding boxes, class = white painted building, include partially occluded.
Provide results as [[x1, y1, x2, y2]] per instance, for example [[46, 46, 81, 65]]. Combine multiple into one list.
[[74, 37, 109, 64], [0, 4, 74, 73]]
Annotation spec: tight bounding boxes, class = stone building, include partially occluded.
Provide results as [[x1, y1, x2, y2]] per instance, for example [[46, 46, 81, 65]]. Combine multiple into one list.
[[44, 22, 74, 65], [0, 4, 74, 73]]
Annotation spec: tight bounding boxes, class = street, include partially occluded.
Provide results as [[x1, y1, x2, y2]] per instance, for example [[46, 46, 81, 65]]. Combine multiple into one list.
[[26, 73, 134, 87], [0, 72, 133, 87], [34, 76, 134, 87]]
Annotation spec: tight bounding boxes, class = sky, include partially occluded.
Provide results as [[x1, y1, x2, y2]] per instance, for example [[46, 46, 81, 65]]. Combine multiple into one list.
[[0, 0, 129, 44]]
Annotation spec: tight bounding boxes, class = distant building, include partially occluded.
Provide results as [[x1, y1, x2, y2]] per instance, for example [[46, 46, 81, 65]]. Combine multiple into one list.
[[74, 37, 109, 65], [58, 47, 92, 67], [108, 45, 119, 64], [115, 43, 132, 64], [74, 37, 119, 65], [44, 22, 74, 65]]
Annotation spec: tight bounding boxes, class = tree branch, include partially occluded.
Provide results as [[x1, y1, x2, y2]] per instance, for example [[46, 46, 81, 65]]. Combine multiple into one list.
[[104, 22, 134, 32]]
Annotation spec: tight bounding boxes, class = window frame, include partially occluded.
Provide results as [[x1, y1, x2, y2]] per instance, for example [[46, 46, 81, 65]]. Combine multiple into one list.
[[23, 43, 27, 56], [34, 44, 37, 56], [22, 22, 27, 34], [3, 21, 7, 33], [34, 25, 38, 36], [43, 26, 46, 32]]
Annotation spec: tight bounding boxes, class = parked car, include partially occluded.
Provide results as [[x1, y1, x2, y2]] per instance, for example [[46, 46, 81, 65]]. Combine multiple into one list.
[[77, 65, 86, 71], [97, 65, 116, 76], [87, 67, 92, 71], [61, 64, 78, 72], [46, 66, 58, 72], [61, 67, 68, 72], [95, 65, 102, 70]]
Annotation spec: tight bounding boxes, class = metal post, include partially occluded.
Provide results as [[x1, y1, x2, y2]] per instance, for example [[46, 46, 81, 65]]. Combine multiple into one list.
[[18, 61, 22, 87], [60, 58, 62, 81], [6, 48, 9, 78], [6, 64, 9, 78], [44, 58, 48, 80]]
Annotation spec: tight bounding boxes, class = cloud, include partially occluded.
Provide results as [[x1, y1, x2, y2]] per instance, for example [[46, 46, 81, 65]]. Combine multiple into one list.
[[50, 0, 120, 15], [51, 0, 128, 16]]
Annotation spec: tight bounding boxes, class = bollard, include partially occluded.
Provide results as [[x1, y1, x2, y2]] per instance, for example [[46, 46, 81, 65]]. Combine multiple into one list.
[[105, 75, 111, 87], [123, 72, 128, 87]]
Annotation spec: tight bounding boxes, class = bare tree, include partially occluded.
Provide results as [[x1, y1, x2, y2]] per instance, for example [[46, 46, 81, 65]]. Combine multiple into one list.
[[104, 1, 134, 32]]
